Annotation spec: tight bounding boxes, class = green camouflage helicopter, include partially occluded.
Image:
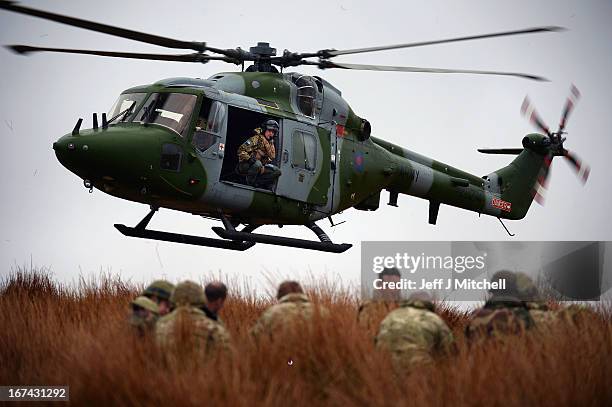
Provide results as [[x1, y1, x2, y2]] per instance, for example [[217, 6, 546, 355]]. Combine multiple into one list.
[[0, 1, 590, 253]]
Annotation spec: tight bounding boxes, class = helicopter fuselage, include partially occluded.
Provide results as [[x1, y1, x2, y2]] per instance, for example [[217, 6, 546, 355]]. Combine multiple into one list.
[[53, 71, 545, 227]]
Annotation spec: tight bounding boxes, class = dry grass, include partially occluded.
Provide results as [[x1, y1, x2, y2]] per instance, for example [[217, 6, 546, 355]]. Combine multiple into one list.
[[1, 269, 611, 406]]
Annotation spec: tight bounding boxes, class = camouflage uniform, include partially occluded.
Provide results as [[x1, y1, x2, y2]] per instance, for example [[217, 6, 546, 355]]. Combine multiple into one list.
[[515, 272, 557, 330], [155, 281, 231, 357], [251, 293, 328, 340], [465, 296, 535, 340], [130, 296, 159, 336], [375, 299, 454, 370], [237, 128, 281, 187], [238, 129, 276, 164], [525, 301, 557, 330], [357, 300, 398, 329]]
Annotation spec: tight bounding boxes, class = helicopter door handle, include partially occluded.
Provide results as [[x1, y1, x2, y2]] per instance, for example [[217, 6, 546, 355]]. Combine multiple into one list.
[[283, 150, 289, 163]]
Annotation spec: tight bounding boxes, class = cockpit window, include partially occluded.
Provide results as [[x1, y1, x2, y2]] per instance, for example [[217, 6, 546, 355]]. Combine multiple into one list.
[[192, 99, 226, 153], [292, 75, 318, 118], [107, 93, 147, 124], [137, 93, 197, 137]]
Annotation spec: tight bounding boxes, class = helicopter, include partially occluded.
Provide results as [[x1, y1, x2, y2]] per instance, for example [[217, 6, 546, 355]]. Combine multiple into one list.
[[0, 1, 590, 254]]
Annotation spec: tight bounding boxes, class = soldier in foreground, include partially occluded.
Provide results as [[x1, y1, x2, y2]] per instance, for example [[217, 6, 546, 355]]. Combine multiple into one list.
[[237, 119, 282, 188], [375, 292, 454, 372], [515, 272, 557, 330], [143, 280, 175, 316], [251, 280, 328, 340], [358, 267, 402, 329], [129, 296, 159, 337], [156, 281, 231, 357], [201, 281, 227, 323], [465, 270, 535, 340]]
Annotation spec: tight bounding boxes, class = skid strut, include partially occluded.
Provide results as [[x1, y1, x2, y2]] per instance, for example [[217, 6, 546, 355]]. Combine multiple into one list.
[[114, 207, 255, 251], [212, 217, 352, 253]]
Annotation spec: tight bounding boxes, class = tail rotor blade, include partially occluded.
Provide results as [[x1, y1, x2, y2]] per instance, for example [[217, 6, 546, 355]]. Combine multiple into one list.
[[532, 153, 553, 205], [563, 150, 590, 184], [558, 84, 581, 133], [521, 96, 552, 137]]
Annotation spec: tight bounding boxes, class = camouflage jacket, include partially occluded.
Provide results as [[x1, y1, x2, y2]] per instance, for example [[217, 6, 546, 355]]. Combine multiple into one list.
[[251, 293, 329, 340], [525, 302, 557, 330], [238, 131, 276, 164], [375, 300, 454, 369], [129, 314, 158, 337], [465, 296, 535, 340], [155, 306, 232, 356], [357, 300, 398, 329]]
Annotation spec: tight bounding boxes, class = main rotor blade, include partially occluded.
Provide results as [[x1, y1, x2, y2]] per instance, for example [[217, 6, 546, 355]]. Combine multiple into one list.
[[6, 45, 239, 63], [558, 84, 580, 133], [319, 26, 564, 58], [317, 61, 548, 81], [0, 1, 208, 52]]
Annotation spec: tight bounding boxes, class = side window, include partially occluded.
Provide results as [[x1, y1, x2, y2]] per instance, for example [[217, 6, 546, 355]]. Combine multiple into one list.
[[160, 143, 182, 171], [207, 101, 226, 134], [292, 75, 318, 118], [291, 131, 317, 171], [192, 100, 225, 153]]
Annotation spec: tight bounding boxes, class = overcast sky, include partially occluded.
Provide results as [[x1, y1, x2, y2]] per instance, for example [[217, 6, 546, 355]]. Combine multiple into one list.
[[0, 0, 610, 293]]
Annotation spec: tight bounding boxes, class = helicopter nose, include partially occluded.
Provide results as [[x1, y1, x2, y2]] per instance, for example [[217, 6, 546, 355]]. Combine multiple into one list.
[[55, 128, 140, 181], [53, 134, 76, 169], [53, 126, 207, 201]]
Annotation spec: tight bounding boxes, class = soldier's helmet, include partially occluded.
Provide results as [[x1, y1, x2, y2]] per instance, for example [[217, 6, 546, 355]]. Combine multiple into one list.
[[131, 296, 160, 315], [262, 119, 279, 134], [490, 270, 519, 297], [515, 272, 540, 301], [143, 280, 175, 301], [170, 280, 206, 307], [404, 291, 435, 312]]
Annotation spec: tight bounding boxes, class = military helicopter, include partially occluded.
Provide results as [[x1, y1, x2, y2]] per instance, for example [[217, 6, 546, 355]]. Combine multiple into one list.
[[0, 1, 590, 253]]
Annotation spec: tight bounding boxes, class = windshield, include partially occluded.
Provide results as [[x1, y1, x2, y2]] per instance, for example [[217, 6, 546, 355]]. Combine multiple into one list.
[[136, 93, 197, 137], [107, 93, 147, 124]]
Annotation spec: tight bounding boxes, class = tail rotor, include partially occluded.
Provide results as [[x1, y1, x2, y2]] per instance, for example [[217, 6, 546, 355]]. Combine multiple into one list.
[[520, 84, 590, 204]]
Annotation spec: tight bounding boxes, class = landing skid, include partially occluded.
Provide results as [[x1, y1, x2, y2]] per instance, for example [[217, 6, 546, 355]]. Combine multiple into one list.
[[114, 207, 352, 253], [114, 224, 255, 251], [212, 217, 351, 254]]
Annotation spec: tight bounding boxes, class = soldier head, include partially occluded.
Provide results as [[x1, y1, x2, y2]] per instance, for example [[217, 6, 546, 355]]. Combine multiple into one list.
[[170, 280, 206, 308], [489, 270, 520, 299], [204, 281, 228, 315], [405, 291, 435, 312], [515, 272, 541, 302], [143, 280, 175, 315], [277, 280, 303, 300], [374, 267, 402, 302], [130, 296, 159, 331], [262, 119, 279, 140]]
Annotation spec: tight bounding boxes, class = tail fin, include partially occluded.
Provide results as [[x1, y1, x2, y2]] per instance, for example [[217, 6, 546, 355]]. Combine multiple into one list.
[[482, 147, 546, 220]]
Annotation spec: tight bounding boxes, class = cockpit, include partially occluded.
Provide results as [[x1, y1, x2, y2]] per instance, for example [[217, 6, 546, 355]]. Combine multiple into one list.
[[107, 93, 147, 125], [107, 92, 198, 138]]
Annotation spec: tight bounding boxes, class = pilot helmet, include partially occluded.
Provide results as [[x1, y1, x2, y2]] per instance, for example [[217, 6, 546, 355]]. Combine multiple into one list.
[[262, 119, 279, 135]]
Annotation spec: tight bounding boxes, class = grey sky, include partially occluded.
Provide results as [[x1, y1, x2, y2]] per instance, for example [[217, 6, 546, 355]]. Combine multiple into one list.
[[0, 0, 610, 291]]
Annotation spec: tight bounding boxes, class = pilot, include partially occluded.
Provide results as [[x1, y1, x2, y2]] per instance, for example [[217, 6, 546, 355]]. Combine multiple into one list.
[[237, 119, 282, 187]]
